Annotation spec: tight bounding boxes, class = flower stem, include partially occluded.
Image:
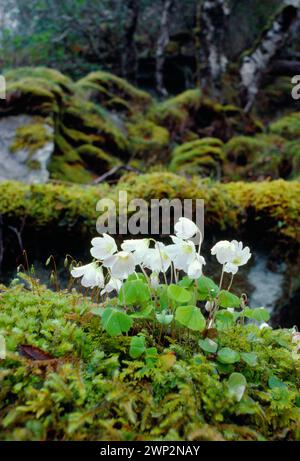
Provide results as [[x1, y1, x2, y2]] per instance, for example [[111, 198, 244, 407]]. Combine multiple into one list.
[[219, 266, 225, 290], [227, 274, 234, 291]]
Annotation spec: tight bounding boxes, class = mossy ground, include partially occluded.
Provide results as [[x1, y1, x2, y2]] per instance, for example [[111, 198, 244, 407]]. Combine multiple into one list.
[[0, 279, 299, 441]]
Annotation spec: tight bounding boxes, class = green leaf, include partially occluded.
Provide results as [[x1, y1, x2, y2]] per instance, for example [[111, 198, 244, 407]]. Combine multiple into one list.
[[130, 304, 154, 319], [244, 307, 270, 322], [240, 352, 257, 367], [129, 336, 146, 359], [119, 280, 151, 306], [175, 305, 206, 331], [217, 347, 240, 364], [167, 284, 192, 304], [178, 276, 194, 288], [228, 373, 247, 402], [127, 273, 147, 283], [157, 285, 169, 310], [218, 290, 241, 308], [215, 310, 235, 330], [101, 308, 133, 337], [156, 310, 173, 325], [197, 276, 219, 301], [199, 338, 218, 353], [268, 376, 287, 390], [91, 307, 105, 317]]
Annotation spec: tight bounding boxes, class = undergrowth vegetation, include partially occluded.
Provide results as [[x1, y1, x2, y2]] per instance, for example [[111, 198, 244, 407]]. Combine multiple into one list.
[[0, 275, 299, 441]]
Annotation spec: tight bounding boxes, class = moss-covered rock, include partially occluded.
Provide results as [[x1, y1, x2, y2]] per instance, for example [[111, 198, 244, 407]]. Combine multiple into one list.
[[148, 89, 261, 142], [1, 67, 131, 183], [76, 71, 152, 114], [0, 280, 299, 441], [10, 122, 53, 156], [223, 132, 300, 180], [223, 134, 286, 180], [169, 138, 224, 178], [269, 112, 300, 140], [127, 120, 170, 162]]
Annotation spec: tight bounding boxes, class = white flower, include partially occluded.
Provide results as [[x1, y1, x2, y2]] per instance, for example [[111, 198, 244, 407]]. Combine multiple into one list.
[[205, 301, 214, 312], [101, 277, 122, 295], [211, 240, 235, 265], [174, 217, 199, 240], [143, 242, 171, 273], [121, 238, 150, 264], [103, 251, 136, 279], [165, 236, 196, 272], [187, 254, 206, 279], [223, 241, 252, 275], [90, 234, 117, 260], [150, 272, 160, 289], [259, 322, 271, 330], [71, 262, 105, 288]]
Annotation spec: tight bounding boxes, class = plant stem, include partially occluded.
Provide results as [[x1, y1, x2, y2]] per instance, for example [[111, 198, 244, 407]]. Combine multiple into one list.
[[219, 266, 224, 290], [227, 274, 234, 291]]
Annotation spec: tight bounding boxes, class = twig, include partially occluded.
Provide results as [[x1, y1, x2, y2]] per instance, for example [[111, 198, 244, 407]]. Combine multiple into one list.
[[93, 165, 141, 184]]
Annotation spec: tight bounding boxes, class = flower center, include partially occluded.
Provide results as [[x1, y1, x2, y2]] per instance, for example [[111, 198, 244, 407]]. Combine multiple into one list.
[[232, 257, 242, 265]]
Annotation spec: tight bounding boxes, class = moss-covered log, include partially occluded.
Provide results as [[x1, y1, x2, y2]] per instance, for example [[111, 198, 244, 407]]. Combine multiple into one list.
[[0, 174, 299, 244]]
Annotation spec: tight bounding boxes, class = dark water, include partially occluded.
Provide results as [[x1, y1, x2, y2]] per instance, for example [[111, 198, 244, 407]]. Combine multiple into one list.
[[1, 230, 299, 329]]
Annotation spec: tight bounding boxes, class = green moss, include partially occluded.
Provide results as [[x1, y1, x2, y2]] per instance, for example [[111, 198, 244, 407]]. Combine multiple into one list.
[[0, 174, 299, 242], [223, 134, 289, 180], [76, 145, 121, 171], [10, 122, 53, 155], [26, 160, 41, 171], [257, 76, 295, 117], [149, 89, 202, 135], [269, 112, 300, 140], [76, 71, 152, 114], [284, 140, 300, 179], [170, 138, 224, 177], [0, 281, 299, 440], [127, 120, 170, 161], [4, 67, 72, 88]]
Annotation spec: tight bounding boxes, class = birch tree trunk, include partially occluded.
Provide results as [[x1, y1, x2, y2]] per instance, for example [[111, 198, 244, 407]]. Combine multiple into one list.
[[240, 1, 300, 112], [156, 0, 174, 97], [198, 0, 230, 98]]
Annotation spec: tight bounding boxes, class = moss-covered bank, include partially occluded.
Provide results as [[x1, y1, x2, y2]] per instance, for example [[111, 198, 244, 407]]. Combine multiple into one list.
[[0, 280, 299, 441], [0, 173, 299, 244]]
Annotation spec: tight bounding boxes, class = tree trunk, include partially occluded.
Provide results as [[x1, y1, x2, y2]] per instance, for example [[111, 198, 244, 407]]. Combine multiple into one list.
[[198, 0, 230, 98], [156, 0, 174, 97], [123, 0, 139, 82], [240, 1, 300, 112]]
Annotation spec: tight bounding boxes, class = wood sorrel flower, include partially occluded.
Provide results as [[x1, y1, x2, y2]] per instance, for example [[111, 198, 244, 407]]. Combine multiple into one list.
[[174, 217, 199, 240], [90, 234, 117, 260], [143, 242, 171, 273], [103, 251, 136, 279], [211, 240, 235, 265], [71, 262, 104, 288], [187, 254, 206, 279], [101, 277, 122, 295], [165, 236, 196, 272], [121, 238, 150, 264], [223, 241, 251, 275]]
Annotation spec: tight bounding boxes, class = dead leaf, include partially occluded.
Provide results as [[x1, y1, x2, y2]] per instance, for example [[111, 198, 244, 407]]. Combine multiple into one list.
[[18, 345, 54, 361]]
